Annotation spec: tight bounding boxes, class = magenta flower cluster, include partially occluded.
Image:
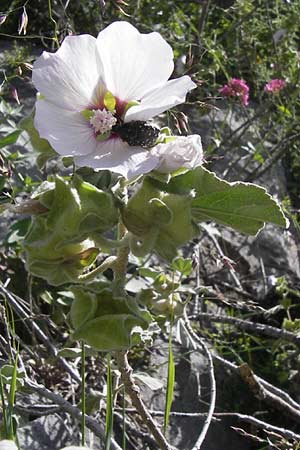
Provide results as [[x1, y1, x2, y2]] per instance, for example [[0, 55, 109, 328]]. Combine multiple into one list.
[[219, 78, 249, 106], [219, 78, 286, 106], [264, 79, 286, 93]]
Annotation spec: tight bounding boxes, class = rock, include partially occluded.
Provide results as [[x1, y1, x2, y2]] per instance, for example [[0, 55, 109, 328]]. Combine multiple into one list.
[[17, 414, 76, 450]]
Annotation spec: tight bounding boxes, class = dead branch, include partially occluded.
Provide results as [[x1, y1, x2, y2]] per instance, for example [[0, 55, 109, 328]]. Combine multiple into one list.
[[24, 378, 122, 450], [194, 312, 300, 346], [0, 282, 81, 384]]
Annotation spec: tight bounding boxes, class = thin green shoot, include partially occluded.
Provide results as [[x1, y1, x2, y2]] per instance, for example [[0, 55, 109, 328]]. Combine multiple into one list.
[[163, 271, 175, 435], [0, 375, 8, 436], [105, 353, 113, 450], [7, 348, 19, 440], [81, 341, 86, 446]]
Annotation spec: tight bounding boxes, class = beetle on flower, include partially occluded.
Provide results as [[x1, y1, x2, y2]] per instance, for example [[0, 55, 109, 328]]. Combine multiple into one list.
[[32, 21, 202, 179]]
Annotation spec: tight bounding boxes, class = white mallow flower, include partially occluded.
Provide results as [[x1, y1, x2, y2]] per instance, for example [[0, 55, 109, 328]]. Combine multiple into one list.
[[153, 135, 203, 173], [32, 21, 196, 179]]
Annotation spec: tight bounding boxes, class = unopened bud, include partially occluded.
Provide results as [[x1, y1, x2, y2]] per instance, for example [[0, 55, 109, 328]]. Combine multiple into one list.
[[10, 86, 20, 104], [154, 135, 204, 174], [172, 113, 182, 135], [2, 200, 48, 215], [187, 46, 194, 68], [22, 62, 33, 71], [0, 15, 7, 26], [18, 6, 28, 35], [178, 112, 189, 134]]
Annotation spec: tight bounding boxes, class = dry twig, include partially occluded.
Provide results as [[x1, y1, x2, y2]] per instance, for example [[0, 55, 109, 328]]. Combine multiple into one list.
[[194, 312, 300, 346], [0, 282, 81, 383], [24, 378, 122, 450]]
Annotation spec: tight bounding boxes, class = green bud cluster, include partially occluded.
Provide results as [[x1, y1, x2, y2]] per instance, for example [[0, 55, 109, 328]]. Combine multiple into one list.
[[70, 286, 151, 351], [122, 177, 198, 261], [138, 273, 184, 323], [122, 166, 288, 261], [23, 175, 119, 286]]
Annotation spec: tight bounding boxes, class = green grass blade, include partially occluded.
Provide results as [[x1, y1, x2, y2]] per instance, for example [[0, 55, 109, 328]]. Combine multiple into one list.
[[0, 375, 8, 437], [7, 350, 19, 440], [163, 329, 175, 434], [81, 341, 86, 446], [105, 353, 113, 450]]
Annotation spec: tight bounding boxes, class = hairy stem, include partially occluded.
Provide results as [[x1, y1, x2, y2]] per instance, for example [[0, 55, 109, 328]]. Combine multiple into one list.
[[112, 219, 175, 450], [113, 222, 130, 295], [78, 256, 117, 282]]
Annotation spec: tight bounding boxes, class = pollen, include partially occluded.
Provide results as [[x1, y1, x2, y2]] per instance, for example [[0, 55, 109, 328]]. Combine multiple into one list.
[[89, 109, 117, 135]]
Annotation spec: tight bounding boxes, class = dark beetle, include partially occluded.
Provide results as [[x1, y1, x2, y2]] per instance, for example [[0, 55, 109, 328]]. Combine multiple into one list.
[[113, 121, 160, 148]]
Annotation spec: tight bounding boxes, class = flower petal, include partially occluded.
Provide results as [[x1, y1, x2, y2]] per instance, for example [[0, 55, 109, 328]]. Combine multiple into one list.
[[124, 76, 196, 122], [33, 35, 104, 110], [75, 138, 159, 179], [96, 21, 174, 101], [35, 100, 96, 156], [0, 441, 18, 450]]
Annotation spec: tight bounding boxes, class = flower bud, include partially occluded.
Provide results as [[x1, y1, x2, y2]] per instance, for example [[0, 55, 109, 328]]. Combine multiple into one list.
[[0, 15, 7, 26], [22, 62, 33, 71], [153, 135, 203, 173], [10, 86, 20, 104], [138, 288, 158, 307], [18, 6, 28, 35]]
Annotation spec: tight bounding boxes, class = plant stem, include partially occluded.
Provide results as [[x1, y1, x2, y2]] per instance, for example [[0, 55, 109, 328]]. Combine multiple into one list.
[[115, 351, 176, 450], [105, 353, 113, 450], [79, 256, 117, 282], [112, 222, 130, 295], [112, 218, 175, 450]]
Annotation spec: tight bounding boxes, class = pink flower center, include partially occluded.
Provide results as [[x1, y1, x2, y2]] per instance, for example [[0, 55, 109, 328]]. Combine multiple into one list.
[[89, 109, 117, 135]]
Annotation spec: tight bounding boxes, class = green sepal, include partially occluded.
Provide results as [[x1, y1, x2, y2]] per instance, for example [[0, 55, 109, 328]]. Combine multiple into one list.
[[122, 178, 197, 260], [123, 100, 140, 116], [36, 175, 119, 237], [70, 287, 152, 351], [27, 246, 99, 286], [23, 175, 119, 285], [103, 91, 116, 112], [81, 109, 94, 120], [160, 127, 172, 136], [122, 180, 173, 236], [96, 132, 110, 141]]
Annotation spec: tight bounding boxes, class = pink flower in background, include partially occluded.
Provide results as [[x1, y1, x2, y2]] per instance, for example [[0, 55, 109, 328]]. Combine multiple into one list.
[[264, 79, 285, 93], [219, 78, 249, 106]]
